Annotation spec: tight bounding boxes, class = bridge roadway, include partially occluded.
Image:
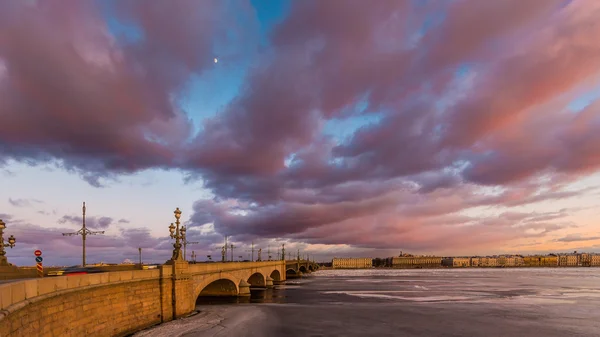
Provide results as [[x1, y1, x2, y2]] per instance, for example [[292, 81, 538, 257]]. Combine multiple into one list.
[[0, 260, 304, 337]]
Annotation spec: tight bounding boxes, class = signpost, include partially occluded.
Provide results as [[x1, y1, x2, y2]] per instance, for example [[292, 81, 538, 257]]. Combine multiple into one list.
[[35, 250, 43, 278]]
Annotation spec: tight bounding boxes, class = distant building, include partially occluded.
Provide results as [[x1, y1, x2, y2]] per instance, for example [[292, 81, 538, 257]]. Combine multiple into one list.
[[556, 251, 597, 267], [332, 257, 372, 269], [558, 255, 568, 266], [476, 257, 498, 267], [498, 255, 524, 267], [566, 254, 578, 266], [442, 257, 470, 267], [383, 252, 600, 269], [523, 255, 557, 267], [513, 256, 525, 266], [391, 256, 442, 268], [580, 253, 591, 267], [558, 253, 581, 267]]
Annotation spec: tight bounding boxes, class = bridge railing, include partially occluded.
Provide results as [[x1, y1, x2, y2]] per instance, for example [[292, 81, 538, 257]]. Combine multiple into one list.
[[187, 260, 284, 275]]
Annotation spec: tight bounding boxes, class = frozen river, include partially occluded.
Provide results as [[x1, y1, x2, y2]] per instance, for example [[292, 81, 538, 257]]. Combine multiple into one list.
[[133, 268, 600, 337]]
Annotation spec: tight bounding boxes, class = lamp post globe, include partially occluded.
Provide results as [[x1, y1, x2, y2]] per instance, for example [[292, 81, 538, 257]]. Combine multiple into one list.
[[169, 223, 175, 238], [0, 219, 16, 266]]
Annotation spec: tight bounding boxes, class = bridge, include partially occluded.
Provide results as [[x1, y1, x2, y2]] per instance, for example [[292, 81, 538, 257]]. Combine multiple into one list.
[[285, 259, 320, 277], [0, 260, 286, 337]]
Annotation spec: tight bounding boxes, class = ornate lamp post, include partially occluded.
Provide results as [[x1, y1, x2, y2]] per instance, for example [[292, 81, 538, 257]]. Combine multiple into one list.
[[168, 208, 185, 262], [0, 219, 17, 266]]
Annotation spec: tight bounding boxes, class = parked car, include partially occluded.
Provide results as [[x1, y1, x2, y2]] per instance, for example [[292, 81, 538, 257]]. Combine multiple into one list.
[[47, 266, 105, 276]]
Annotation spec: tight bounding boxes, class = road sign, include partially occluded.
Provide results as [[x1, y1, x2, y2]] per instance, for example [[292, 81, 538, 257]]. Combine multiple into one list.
[[34, 250, 42, 257], [37, 262, 43, 278], [35, 256, 43, 263]]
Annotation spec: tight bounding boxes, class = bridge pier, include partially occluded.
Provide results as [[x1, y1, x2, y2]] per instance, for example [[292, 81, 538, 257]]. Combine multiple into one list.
[[238, 279, 251, 296], [160, 260, 194, 321], [266, 276, 274, 288]]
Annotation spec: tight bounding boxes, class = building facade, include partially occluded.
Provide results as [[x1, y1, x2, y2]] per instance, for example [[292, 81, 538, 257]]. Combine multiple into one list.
[[476, 257, 498, 267], [498, 255, 524, 267], [558, 254, 580, 267], [580, 253, 591, 267], [391, 256, 442, 268], [442, 257, 470, 267], [523, 255, 558, 267], [332, 258, 372, 269], [454, 257, 470, 267], [556, 252, 597, 267], [383, 253, 599, 269]]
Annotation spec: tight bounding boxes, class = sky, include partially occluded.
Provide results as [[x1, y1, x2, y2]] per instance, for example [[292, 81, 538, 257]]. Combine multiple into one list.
[[1, 0, 600, 266]]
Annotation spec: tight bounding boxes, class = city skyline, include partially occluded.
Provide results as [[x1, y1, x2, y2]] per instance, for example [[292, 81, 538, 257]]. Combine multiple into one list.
[[2, 0, 600, 266]]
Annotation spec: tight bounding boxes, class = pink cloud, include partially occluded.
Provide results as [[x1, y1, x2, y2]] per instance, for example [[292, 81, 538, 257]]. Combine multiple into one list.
[[0, 1, 225, 184]]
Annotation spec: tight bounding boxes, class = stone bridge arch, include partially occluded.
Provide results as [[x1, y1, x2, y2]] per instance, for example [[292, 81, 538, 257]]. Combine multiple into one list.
[[270, 269, 281, 282], [193, 272, 239, 297], [247, 272, 266, 287]]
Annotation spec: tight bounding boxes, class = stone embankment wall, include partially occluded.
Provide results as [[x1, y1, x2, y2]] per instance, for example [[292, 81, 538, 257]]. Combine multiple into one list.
[[0, 270, 170, 337]]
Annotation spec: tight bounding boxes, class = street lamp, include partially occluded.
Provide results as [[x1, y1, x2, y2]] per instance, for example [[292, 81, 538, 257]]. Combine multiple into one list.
[[168, 208, 184, 262], [0, 219, 16, 266]]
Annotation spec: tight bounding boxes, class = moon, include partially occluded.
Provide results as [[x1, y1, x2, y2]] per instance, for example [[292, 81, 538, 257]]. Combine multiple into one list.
[[214, 58, 218, 63]]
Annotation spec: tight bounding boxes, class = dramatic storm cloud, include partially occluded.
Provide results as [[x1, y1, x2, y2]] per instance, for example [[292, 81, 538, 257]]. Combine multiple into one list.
[[1, 0, 600, 265]]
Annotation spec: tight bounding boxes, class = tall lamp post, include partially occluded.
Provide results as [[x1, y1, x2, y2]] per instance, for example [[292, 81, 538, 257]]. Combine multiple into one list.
[[0, 219, 16, 266], [183, 235, 198, 261], [138, 247, 142, 265], [62, 202, 105, 267], [168, 208, 185, 263]]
